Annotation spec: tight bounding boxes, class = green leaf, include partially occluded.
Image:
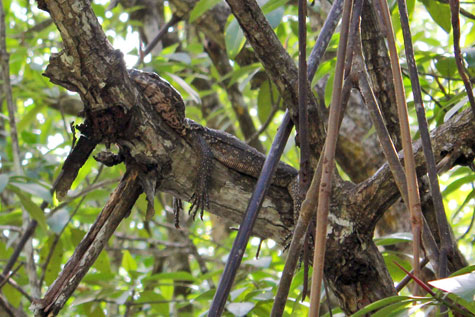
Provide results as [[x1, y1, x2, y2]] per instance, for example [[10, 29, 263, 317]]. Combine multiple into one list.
[[265, 7, 284, 29], [0, 173, 9, 193], [144, 271, 196, 282], [10, 181, 52, 203], [443, 174, 475, 196], [192, 289, 216, 302], [93, 250, 112, 274], [2, 283, 22, 308], [451, 265, 475, 276], [47, 208, 69, 234], [429, 272, 475, 302], [39, 235, 63, 284], [189, 0, 221, 23], [226, 302, 255, 316], [225, 17, 245, 59], [261, 0, 289, 13], [17, 103, 45, 133], [446, 292, 475, 313], [257, 81, 275, 124], [435, 56, 457, 78], [371, 299, 426, 317], [121, 250, 137, 273], [164, 52, 192, 64], [382, 252, 413, 281], [421, 0, 451, 33], [136, 291, 167, 303], [166, 72, 201, 104], [9, 186, 48, 231], [0, 210, 22, 226], [21, 130, 39, 145], [226, 63, 261, 88], [374, 232, 412, 246], [352, 296, 413, 316]]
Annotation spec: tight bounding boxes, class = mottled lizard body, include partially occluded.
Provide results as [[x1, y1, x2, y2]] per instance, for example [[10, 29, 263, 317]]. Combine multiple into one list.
[[128, 69, 298, 222]]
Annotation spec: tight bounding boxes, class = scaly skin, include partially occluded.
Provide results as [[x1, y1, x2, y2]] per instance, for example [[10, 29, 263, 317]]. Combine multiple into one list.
[[129, 69, 299, 222]]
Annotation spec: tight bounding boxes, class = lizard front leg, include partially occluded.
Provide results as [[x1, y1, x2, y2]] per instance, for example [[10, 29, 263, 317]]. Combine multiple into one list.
[[187, 131, 213, 221]]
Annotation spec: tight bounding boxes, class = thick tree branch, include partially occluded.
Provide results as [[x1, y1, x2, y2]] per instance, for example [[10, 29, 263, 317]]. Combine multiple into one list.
[[32, 168, 142, 316]]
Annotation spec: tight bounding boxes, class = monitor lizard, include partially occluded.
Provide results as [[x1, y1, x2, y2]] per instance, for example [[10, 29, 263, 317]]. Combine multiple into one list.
[[128, 69, 299, 225]]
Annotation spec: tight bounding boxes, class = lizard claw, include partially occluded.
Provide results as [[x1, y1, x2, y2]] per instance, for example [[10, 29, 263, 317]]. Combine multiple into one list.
[[173, 198, 183, 228], [188, 188, 209, 221]]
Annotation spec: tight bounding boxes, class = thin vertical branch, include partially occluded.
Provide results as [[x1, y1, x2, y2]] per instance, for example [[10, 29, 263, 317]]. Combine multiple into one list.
[[309, 0, 353, 315], [375, 0, 423, 280], [208, 112, 293, 316], [449, 0, 475, 115], [0, 0, 40, 298], [355, 55, 442, 273], [298, 0, 310, 190], [0, 0, 20, 172], [271, 0, 355, 311], [298, 0, 312, 301], [134, 14, 180, 67], [307, 0, 344, 81], [397, 0, 452, 279]]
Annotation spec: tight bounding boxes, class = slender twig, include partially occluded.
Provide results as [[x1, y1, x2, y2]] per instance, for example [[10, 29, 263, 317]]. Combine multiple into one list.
[[49, 178, 119, 214], [2, 218, 38, 276], [0, 3, 40, 294], [402, 68, 464, 82], [0, 270, 34, 303], [449, 0, 475, 115], [309, 0, 353, 315], [307, 0, 344, 81], [0, 293, 16, 317], [356, 64, 407, 200], [0, 0, 20, 173], [0, 226, 22, 232], [394, 261, 473, 316], [395, 257, 430, 292], [245, 103, 279, 144], [298, 0, 312, 300], [0, 263, 22, 290], [298, 0, 310, 192], [438, 0, 475, 20], [208, 112, 293, 316], [397, 0, 453, 279], [355, 52, 442, 271], [134, 14, 180, 67], [40, 165, 105, 287], [270, 0, 349, 311], [457, 202, 475, 240], [376, 0, 424, 281], [271, 80, 353, 317]]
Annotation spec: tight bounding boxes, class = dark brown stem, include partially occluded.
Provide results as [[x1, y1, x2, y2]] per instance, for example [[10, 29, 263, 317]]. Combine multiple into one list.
[[397, 0, 453, 279], [208, 112, 293, 316], [298, 0, 310, 191], [134, 14, 181, 67], [449, 0, 475, 115]]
